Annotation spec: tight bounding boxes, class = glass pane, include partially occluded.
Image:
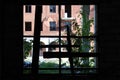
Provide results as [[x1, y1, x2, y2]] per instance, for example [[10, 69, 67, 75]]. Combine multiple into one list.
[[61, 38, 96, 53], [23, 5, 35, 36], [39, 37, 59, 53], [23, 37, 33, 74], [41, 5, 59, 36], [72, 57, 97, 68], [72, 57, 97, 74], [61, 58, 70, 68], [39, 37, 60, 69], [39, 58, 59, 68], [61, 47, 68, 52], [61, 5, 95, 36]]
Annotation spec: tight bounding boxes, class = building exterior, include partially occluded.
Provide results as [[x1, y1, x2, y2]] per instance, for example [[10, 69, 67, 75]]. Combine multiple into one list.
[[23, 5, 95, 56]]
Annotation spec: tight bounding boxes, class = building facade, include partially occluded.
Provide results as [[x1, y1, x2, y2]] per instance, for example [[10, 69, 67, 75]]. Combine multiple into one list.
[[23, 5, 95, 56]]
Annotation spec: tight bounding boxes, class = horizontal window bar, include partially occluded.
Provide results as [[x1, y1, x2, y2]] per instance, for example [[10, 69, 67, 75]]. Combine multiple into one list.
[[24, 68, 98, 70], [43, 52, 98, 58], [40, 45, 80, 47], [39, 36, 96, 38], [39, 68, 97, 70], [23, 36, 34, 37], [24, 68, 32, 70], [22, 1, 98, 5]]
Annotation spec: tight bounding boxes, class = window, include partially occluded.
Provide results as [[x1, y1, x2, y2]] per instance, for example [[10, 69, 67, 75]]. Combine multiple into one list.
[[23, 5, 97, 78], [25, 5, 31, 13], [50, 5, 56, 13], [25, 22, 31, 31], [50, 21, 56, 31]]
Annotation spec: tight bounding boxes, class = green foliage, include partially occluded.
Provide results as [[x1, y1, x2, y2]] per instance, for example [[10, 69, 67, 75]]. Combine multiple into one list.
[[62, 6, 95, 70], [23, 70, 31, 74], [38, 62, 59, 74], [39, 70, 59, 74], [55, 6, 96, 73], [39, 62, 59, 68], [23, 39, 32, 59]]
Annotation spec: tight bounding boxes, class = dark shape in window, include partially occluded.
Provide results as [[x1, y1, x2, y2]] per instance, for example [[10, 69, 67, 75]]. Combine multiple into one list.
[[50, 21, 56, 31], [25, 22, 32, 31], [25, 5, 31, 13], [50, 5, 56, 13]]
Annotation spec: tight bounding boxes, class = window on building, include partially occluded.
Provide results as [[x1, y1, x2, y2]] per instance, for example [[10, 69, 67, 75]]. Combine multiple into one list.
[[50, 5, 56, 13], [25, 5, 31, 13], [50, 21, 56, 31], [25, 22, 31, 31], [64, 22, 71, 31]]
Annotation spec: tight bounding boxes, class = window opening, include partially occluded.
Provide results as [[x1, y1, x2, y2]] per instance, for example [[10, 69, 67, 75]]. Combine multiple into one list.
[[50, 5, 56, 13], [65, 5, 71, 17], [25, 22, 32, 31], [25, 5, 31, 13], [50, 21, 56, 31]]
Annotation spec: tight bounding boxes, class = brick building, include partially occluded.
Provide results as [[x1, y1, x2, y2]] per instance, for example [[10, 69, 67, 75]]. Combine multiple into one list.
[[23, 5, 95, 56]]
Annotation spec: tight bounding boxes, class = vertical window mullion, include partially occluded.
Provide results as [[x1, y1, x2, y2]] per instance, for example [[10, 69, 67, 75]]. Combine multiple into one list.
[[94, 5, 97, 67], [32, 5, 42, 75], [66, 24, 74, 75], [58, 5, 61, 74]]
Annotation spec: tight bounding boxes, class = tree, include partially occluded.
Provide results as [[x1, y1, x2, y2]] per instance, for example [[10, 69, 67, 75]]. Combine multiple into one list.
[[61, 5, 94, 73], [23, 39, 32, 59]]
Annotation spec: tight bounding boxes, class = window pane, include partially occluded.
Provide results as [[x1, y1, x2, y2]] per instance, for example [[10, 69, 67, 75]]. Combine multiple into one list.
[[61, 5, 95, 36], [61, 58, 70, 68], [72, 57, 97, 68], [23, 37, 33, 74], [61, 38, 96, 53], [72, 57, 97, 74], [39, 58, 59, 68], [39, 37, 60, 69]]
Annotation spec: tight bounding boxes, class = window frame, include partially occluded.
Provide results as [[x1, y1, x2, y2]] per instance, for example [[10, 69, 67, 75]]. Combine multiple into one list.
[[23, 5, 98, 77]]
